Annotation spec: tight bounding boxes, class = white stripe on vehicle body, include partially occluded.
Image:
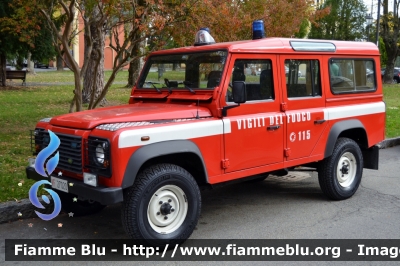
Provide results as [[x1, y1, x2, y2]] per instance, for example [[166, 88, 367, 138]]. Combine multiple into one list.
[[118, 102, 384, 148], [324, 102, 385, 121], [118, 119, 231, 148]]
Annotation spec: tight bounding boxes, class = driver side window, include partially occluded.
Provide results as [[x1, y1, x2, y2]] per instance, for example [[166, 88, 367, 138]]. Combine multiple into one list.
[[227, 59, 274, 102]]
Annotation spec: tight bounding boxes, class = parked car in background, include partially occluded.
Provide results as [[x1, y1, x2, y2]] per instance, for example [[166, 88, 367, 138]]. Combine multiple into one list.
[[381, 67, 400, 83], [366, 68, 374, 83], [34, 59, 49, 69], [285, 66, 302, 77]]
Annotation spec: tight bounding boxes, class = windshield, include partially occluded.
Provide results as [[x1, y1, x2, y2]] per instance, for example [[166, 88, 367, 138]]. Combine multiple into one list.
[[137, 50, 227, 91]]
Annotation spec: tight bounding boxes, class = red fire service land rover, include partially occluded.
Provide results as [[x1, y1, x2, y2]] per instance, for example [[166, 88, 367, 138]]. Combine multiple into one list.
[[27, 23, 385, 246]]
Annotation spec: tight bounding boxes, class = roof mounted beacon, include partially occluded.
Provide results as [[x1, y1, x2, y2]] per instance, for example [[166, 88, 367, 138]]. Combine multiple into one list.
[[194, 27, 216, 46]]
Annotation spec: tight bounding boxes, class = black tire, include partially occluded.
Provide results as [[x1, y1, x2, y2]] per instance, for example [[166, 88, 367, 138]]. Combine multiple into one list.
[[121, 163, 201, 247], [318, 138, 363, 200], [58, 191, 106, 216]]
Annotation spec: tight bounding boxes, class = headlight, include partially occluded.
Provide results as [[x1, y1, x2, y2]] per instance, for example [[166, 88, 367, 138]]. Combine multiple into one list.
[[85, 137, 111, 178], [95, 143, 106, 164]]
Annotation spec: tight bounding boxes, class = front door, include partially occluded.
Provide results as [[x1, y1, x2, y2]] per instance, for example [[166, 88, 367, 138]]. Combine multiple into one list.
[[223, 55, 284, 173]]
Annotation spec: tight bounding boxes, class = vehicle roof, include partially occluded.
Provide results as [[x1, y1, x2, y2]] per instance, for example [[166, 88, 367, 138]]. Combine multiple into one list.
[[151, 38, 380, 56]]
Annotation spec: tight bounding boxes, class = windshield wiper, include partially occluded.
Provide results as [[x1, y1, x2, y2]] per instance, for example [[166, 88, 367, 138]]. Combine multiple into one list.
[[163, 79, 173, 93], [145, 82, 162, 93], [183, 81, 196, 94]]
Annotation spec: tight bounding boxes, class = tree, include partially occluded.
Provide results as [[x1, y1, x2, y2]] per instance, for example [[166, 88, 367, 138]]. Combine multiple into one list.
[[381, 0, 400, 83], [0, 0, 16, 86], [30, 23, 58, 71], [379, 37, 388, 67], [126, 0, 195, 87], [0, 0, 57, 85], [88, 0, 190, 109], [36, 0, 189, 112], [0, 0, 37, 85], [309, 0, 367, 41], [167, 0, 326, 47], [81, 2, 107, 105]]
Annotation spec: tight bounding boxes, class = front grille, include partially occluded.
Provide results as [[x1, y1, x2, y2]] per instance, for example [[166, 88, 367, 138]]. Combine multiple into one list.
[[31, 129, 83, 174]]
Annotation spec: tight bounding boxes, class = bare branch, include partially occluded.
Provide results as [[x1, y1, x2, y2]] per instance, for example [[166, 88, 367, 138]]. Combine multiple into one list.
[[58, 0, 71, 17]]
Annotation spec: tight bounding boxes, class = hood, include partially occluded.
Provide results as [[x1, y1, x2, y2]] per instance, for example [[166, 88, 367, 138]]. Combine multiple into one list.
[[49, 103, 212, 129]]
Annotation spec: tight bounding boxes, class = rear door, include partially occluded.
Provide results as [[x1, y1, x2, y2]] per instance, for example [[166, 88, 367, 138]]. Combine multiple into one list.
[[279, 56, 327, 162]]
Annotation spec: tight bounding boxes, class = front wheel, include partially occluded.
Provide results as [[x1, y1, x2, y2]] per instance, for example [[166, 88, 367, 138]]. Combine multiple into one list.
[[318, 138, 363, 200], [121, 163, 201, 247]]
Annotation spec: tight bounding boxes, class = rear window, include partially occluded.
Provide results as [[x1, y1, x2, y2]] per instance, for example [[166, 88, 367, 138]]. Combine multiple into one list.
[[329, 59, 376, 94]]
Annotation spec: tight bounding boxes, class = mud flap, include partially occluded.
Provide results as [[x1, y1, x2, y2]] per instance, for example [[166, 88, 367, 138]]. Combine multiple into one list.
[[362, 145, 379, 170]]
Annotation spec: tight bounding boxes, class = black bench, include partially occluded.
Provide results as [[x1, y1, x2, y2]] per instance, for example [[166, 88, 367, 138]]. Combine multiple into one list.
[[0, 70, 27, 85]]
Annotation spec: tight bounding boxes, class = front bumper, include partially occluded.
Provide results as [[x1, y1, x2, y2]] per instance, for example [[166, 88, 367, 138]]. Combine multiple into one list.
[[26, 167, 123, 205]]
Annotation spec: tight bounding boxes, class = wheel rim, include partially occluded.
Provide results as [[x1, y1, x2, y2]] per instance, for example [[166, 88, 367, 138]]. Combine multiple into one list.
[[147, 185, 188, 234], [336, 152, 357, 188]]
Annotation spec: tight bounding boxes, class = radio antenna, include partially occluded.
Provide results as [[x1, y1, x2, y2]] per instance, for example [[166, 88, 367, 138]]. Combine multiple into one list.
[[196, 99, 200, 119]]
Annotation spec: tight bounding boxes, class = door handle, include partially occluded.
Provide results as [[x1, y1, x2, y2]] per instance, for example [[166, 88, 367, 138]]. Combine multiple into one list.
[[314, 119, 326, 124], [267, 125, 280, 131]]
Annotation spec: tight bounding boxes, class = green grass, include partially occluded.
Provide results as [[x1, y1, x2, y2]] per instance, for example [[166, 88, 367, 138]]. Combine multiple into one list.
[[383, 84, 400, 138], [26, 70, 130, 84], [0, 72, 398, 203], [0, 82, 130, 203]]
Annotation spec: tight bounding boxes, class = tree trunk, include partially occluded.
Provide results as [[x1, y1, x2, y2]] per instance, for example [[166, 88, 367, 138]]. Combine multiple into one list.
[[56, 54, 64, 71], [127, 57, 141, 87], [27, 52, 35, 74], [381, 0, 400, 83], [127, 29, 143, 87], [0, 53, 6, 87], [82, 10, 106, 105]]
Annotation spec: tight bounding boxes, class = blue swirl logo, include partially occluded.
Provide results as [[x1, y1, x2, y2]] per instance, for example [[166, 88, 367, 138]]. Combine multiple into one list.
[[29, 180, 62, 221], [35, 130, 60, 177], [29, 130, 62, 221]]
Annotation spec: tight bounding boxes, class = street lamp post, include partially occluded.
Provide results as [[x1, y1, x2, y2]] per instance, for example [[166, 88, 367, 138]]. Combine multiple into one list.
[[366, 13, 373, 42]]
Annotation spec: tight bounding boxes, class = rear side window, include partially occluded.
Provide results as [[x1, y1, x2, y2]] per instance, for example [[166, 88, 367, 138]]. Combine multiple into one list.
[[285, 59, 321, 98], [329, 59, 376, 94]]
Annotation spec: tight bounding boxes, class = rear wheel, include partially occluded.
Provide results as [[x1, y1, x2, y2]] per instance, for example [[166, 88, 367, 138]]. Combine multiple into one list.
[[121, 163, 201, 247], [318, 138, 363, 200]]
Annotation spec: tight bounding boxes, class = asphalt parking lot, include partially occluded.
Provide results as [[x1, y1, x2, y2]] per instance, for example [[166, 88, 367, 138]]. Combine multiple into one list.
[[1, 145, 399, 265]]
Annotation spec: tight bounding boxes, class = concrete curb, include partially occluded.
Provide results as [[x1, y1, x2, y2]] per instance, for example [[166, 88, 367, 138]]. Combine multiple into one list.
[[1, 137, 399, 224], [376, 137, 400, 149], [0, 197, 53, 224]]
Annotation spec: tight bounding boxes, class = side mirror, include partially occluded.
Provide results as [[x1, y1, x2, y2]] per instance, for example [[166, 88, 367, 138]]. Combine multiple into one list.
[[232, 81, 247, 103]]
